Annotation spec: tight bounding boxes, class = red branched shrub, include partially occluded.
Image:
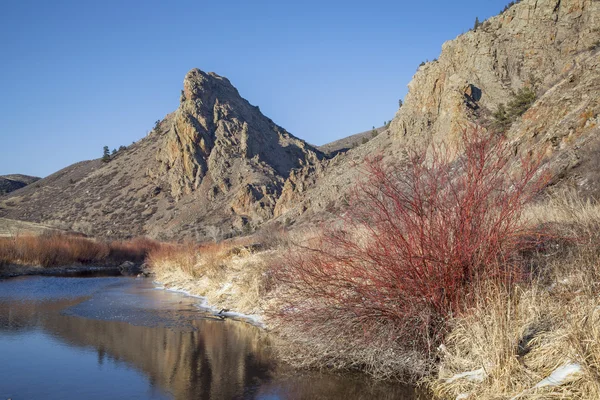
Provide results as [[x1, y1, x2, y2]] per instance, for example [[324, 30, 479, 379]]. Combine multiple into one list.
[[273, 128, 548, 362]]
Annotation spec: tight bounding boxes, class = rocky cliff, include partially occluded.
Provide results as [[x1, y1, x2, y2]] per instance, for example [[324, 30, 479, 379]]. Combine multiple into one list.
[[154, 69, 322, 198]]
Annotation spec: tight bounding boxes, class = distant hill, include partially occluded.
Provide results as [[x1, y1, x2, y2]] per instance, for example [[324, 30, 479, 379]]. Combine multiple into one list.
[[318, 126, 387, 155], [0, 174, 40, 195]]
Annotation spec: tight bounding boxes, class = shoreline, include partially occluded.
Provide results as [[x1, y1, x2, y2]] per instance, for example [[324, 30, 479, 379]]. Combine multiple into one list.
[[0, 261, 144, 279], [152, 281, 265, 327]]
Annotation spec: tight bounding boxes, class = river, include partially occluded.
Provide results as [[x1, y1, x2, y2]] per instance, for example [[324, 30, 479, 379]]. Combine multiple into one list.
[[0, 276, 422, 399]]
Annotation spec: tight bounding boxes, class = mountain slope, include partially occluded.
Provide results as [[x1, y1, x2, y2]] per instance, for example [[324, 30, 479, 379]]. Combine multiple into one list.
[[1, 0, 598, 238]]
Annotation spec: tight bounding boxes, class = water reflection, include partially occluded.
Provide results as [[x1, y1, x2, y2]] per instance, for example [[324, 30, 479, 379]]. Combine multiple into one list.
[[0, 277, 421, 400]]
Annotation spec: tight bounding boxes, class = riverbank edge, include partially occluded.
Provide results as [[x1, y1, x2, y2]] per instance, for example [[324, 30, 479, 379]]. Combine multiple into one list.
[[152, 281, 265, 327], [0, 261, 145, 279]]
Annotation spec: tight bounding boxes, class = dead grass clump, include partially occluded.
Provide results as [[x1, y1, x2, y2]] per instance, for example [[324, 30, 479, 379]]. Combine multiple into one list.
[[146, 243, 202, 278], [269, 301, 431, 381], [147, 237, 277, 315]]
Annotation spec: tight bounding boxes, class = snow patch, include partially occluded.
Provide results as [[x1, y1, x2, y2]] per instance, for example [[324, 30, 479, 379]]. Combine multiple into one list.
[[533, 362, 581, 389], [509, 362, 582, 399], [446, 368, 486, 383]]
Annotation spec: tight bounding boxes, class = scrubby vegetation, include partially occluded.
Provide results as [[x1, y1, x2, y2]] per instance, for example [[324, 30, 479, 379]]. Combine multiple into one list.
[[268, 128, 547, 381], [492, 86, 537, 131], [0, 233, 158, 268], [433, 193, 600, 399]]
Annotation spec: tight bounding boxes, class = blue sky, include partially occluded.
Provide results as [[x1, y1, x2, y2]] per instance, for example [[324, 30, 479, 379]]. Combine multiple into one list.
[[0, 0, 510, 177]]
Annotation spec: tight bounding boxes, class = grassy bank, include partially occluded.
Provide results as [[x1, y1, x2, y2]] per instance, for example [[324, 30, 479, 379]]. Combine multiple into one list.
[[107, 192, 600, 397], [0, 233, 158, 270], [146, 234, 282, 316]]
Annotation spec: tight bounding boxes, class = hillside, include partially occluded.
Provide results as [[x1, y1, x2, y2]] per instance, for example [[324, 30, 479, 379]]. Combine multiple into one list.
[[317, 125, 387, 155], [0, 174, 40, 195]]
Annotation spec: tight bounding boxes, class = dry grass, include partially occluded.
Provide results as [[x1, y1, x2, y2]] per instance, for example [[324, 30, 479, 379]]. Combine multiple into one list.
[[147, 235, 278, 315], [0, 232, 158, 268], [431, 192, 600, 399]]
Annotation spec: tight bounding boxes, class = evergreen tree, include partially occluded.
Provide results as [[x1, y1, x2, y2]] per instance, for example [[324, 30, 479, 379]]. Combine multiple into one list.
[[507, 87, 536, 118], [474, 17, 480, 31], [102, 146, 111, 163], [492, 104, 511, 132]]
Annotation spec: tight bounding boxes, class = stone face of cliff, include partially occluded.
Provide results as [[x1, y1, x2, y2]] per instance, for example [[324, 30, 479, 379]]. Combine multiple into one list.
[[155, 69, 321, 199], [390, 0, 599, 145]]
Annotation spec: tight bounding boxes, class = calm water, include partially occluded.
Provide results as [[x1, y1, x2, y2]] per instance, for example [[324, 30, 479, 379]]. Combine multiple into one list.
[[0, 276, 421, 400]]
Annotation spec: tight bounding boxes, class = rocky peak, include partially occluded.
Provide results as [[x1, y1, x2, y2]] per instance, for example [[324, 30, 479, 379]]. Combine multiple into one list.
[[156, 68, 323, 199]]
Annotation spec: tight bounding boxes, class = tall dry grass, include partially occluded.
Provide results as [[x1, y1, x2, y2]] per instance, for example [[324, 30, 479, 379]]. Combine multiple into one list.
[[147, 236, 278, 315], [0, 233, 158, 268], [431, 192, 600, 399]]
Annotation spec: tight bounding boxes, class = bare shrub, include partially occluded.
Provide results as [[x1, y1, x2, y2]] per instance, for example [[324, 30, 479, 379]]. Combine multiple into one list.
[[0, 233, 158, 268], [269, 128, 546, 379]]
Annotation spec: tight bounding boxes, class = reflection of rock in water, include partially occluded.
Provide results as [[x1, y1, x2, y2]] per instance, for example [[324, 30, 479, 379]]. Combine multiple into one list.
[[41, 314, 273, 400], [254, 372, 425, 400]]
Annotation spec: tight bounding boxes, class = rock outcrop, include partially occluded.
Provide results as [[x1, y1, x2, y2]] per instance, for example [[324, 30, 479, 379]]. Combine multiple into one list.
[[390, 0, 598, 143], [271, 0, 600, 222], [155, 69, 321, 199]]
